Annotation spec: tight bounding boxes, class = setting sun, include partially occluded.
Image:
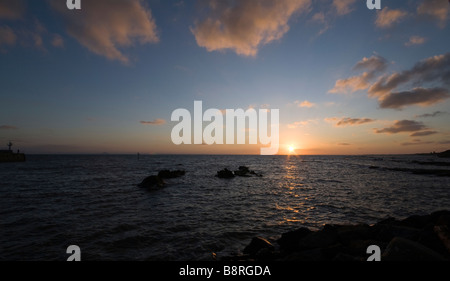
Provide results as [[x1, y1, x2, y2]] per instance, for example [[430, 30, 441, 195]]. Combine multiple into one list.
[[288, 146, 295, 154]]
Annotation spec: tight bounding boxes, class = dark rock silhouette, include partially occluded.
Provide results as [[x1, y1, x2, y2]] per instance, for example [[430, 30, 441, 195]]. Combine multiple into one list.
[[437, 150, 450, 158], [243, 237, 274, 256], [225, 210, 450, 261], [138, 169, 185, 190], [217, 166, 262, 178], [138, 175, 165, 189], [217, 168, 235, 178]]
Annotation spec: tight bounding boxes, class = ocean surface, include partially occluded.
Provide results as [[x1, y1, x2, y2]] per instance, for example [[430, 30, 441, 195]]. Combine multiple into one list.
[[0, 154, 449, 261]]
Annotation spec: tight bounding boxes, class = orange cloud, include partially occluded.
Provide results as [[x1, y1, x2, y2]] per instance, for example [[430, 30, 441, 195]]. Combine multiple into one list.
[[405, 35, 426, 47], [417, 0, 450, 27], [0, 0, 25, 20], [328, 73, 371, 94], [375, 7, 408, 28], [140, 119, 166, 125], [50, 0, 159, 64], [332, 0, 357, 16], [295, 100, 316, 108], [191, 0, 311, 56], [287, 119, 317, 129], [329, 55, 388, 94], [51, 34, 64, 48], [0, 25, 16, 46]]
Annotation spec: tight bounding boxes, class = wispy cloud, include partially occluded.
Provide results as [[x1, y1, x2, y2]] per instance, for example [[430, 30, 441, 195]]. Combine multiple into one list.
[[191, 0, 311, 57], [0, 125, 18, 130], [287, 119, 318, 129], [374, 120, 427, 134], [295, 100, 316, 108], [375, 7, 408, 28], [0, 25, 16, 46], [326, 117, 376, 127], [405, 35, 426, 47], [401, 141, 434, 146], [140, 119, 166, 126], [0, 0, 25, 20], [416, 111, 447, 118], [332, 0, 357, 16], [50, 0, 159, 64], [417, 0, 450, 27], [51, 34, 64, 48], [410, 130, 438, 137]]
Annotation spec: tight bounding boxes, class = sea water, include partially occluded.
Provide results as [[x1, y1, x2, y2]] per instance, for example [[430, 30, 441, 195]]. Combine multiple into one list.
[[0, 154, 449, 260]]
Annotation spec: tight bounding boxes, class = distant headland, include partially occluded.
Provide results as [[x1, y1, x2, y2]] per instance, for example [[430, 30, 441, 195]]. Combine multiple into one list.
[[0, 142, 26, 163]]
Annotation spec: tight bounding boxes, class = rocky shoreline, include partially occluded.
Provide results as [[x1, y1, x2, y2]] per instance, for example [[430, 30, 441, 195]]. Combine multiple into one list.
[[224, 210, 450, 261]]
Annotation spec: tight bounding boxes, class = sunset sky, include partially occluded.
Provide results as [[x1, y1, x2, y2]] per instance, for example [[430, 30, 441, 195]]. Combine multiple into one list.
[[1, 0, 449, 155]]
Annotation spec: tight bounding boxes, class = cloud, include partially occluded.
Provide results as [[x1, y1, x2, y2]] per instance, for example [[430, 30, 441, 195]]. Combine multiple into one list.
[[353, 55, 389, 74], [379, 87, 450, 109], [416, 111, 447, 118], [287, 119, 318, 129], [50, 0, 159, 64], [326, 117, 376, 127], [0, 25, 16, 46], [0, 125, 18, 130], [405, 36, 426, 47], [331, 52, 450, 110], [140, 119, 166, 125], [332, 0, 357, 16], [417, 0, 450, 27], [338, 143, 351, 146], [401, 141, 434, 146], [191, 0, 311, 57], [368, 53, 450, 98], [0, 0, 25, 20], [375, 7, 408, 28], [295, 100, 316, 108], [374, 120, 427, 134], [410, 130, 438, 137], [51, 34, 64, 48], [329, 55, 388, 94], [328, 73, 371, 94]]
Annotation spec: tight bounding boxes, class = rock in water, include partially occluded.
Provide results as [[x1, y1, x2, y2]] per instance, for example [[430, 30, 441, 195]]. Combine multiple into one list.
[[217, 168, 235, 178], [243, 237, 274, 256], [138, 175, 165, 189]]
